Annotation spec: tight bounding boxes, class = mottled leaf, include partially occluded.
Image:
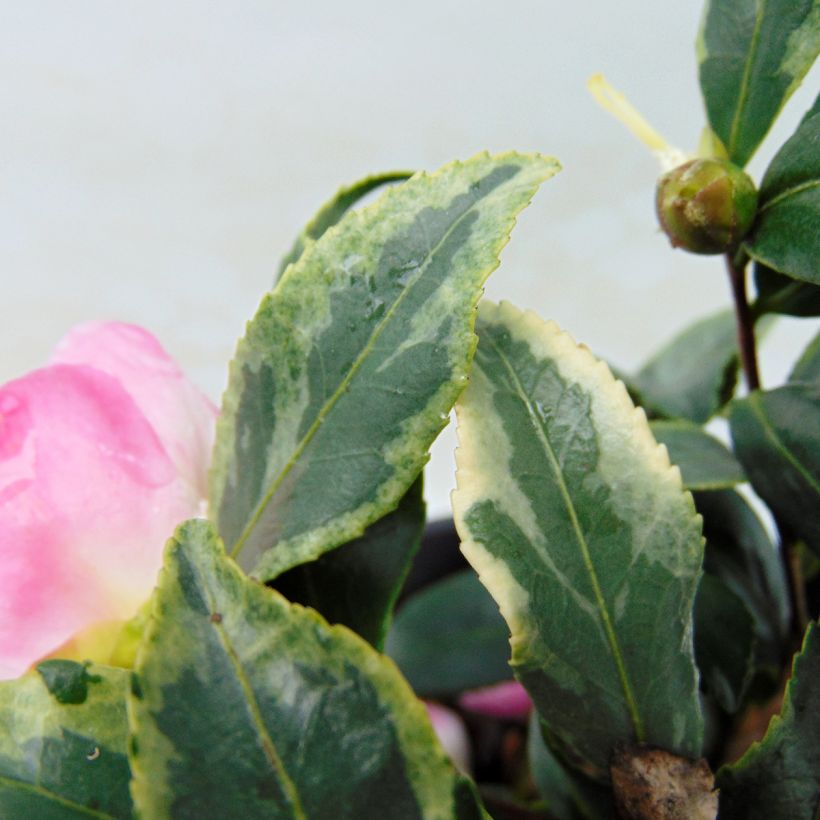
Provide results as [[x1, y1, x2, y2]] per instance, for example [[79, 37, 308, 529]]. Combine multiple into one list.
[[694, 574, 756, 713], [790, 330, 820, 384], [630, 310, 739, 423], [452, 301, 704, 778], [272, 476, 425, 650], [650, 419, 746, 490], [746, 94, 820, 283], [697, 0, 820, 167], [753, 262, 820, 318], [730, 383, 820, 556], [0, 661, 131, 819], [385, 568, 511, 698], [696, 489, 790, 675], [277, 171, 413, 278], [128, 519, 486, 820], [718, 621, 820, 819], [210, 152, 560, 582]]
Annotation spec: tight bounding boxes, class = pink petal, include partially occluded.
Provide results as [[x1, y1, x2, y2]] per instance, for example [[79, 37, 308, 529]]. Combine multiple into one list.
[[425, 702, 471, 774], [0, 333, 213, 680], [50, 322, 217, 499], [458, 680, 533, 720]]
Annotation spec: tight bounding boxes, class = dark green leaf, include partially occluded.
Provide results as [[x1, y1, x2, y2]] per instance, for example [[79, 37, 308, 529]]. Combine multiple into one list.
[[385, 568, 511, 698], [210, 153, 560, 582], [694, 574, 756, 713], [277, 171, 413, 278], [697, 0, 820, 167], [630, 310, 739, 423], [272, 476, 425, 650], [696, 489, 790, 674], [453, 302, 704, 779], [718, 621, 820, 819], [730, 383, 820, 556], [746, 94, 820, 283], [0, 662, 131, 819], [790, 330, 820, 384], [753, 263, 820, 318], [128, 519, 486, 819], [650, 419, 746, 490], [526, 714, 613, 820]]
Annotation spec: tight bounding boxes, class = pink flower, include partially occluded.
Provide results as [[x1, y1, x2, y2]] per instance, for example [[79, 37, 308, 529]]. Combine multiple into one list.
[[425, 702, 471, 774], [0, 322, 216, 680], [458, 680, 533, 720]]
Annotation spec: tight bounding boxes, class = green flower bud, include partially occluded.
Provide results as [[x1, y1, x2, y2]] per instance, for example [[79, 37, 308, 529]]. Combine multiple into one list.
[[655, 158, 758, 255]]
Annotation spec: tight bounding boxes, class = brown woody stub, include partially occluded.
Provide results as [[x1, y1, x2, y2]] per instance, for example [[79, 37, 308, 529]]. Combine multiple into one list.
[[610, 744, 718, 820]]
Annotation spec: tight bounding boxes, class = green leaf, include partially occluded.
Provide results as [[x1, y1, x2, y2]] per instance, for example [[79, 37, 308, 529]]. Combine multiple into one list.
[[452, 301, 704, 778], [753, 262, 820, 318], [693, 574, 756, 713], [650, 419, 746, 490], [790, 330, 820, 383], [272, 475, 425, 650], [697, 0, 820, 167], [128, 519, 486, 820], [277, 171, 414, 279], [526, 714, 613, 820], [210, 152, 560, 582], [696, 489, 790, 674], [385, 568, 511, 698], [630, 310, 739, 423], [745, 94, 820, 283], [718, 621, 820, 819], [0, 662, 131, 819], [730, 383, 820, 557]]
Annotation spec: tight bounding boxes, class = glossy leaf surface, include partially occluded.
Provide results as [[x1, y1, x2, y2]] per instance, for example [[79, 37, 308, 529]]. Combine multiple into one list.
[[753, 263, 820, 318], [128, 519, 485, 819], [453, 301, 704, 777], [210, 152, 560, 581], [650, 419, 745, 490], [0, 662, 131, 819], [386, 568, 511, 698], [718, 621, 820, 819], [730, 383, 820, 557], [746, 94, 820, 283], [697, 0, 820, 167], [277, 171, 413, 279], [630, 310, 738, 423], [273, 476, 425, 650]]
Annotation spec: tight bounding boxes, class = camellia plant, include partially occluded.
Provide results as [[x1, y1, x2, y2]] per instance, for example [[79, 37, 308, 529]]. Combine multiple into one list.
[[1, 2, 818, 818]]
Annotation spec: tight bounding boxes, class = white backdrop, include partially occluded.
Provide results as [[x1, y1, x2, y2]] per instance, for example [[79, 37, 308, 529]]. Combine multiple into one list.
[[2, 2, 817, 517]]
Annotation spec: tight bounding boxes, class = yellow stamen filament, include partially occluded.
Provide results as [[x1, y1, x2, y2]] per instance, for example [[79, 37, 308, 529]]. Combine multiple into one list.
[[587, 74, 689, 171]]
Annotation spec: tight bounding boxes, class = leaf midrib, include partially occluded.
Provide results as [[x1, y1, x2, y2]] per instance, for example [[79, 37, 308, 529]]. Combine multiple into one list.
[[195, 562, 306, 818], [727, 0, 767, 160], [0, 775, 116, 818], [759, 178, 820, 213], [747, 392, 820, 494], [483, 331, 646, 741], [231, 176, 495, 558]]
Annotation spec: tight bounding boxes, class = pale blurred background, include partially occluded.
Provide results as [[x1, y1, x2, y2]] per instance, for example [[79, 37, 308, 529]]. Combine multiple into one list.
[[2, 2, 817, 518]]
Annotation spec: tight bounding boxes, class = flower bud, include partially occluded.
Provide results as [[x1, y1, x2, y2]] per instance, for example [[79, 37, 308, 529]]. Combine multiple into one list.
[[655, 159, 757, 254]]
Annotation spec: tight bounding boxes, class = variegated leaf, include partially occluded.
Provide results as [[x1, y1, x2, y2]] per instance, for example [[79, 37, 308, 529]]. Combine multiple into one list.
[[718, 621, 820, 819], [128, 519, 486, 819], [0, 661, 131, 818], [277, 171, 413, 279], [453, 301, 704, 777], [697, 0, 820, 167], [210, 152, 560, 581]]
